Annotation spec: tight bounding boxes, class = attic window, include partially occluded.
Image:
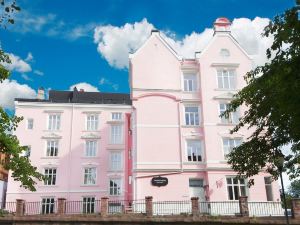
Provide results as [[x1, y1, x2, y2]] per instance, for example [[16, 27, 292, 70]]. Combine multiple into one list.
[[220, 49, 230, 58]]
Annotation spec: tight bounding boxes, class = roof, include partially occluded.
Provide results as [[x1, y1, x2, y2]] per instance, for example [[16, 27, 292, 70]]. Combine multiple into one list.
[[15, 87, 132, 105]]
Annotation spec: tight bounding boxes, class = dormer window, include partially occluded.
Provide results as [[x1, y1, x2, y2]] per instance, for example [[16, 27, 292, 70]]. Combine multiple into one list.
[[220, 49, 230, 58]]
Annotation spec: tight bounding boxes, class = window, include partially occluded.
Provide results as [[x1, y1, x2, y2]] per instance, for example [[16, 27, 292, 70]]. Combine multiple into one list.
[[44, 168, 57, 185], [226, 177, 247, 200], [112, 112, 122, 121], [48, 114, 61, 131], [110, 152, 122, 171], [222, 138, 242, 158], [41, 197, 55, 214], [219, 103, 239, 124], [84, 167, 96, 185], [85, 140, 97, 157], [183, 74, 197, 92], [110, 178, 121, 196], [111, 125, 123, 144], [187, 140, 202, 162], [264, 177, 274, 201], [46, 140, 58, 157], [189, 179, 203, 187], [27, 118, 33, 130], [82, 197, 95, 213], [185, 106, 200, 126], [217, 69, 236, 89], [220, 49, 230, 57], [87, 114, 99, 131]]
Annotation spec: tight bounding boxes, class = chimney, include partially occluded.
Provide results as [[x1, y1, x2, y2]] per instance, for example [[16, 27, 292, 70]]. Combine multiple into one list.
[[151, 29, 160, 35], [213, 17, 231, 34], [37, 87, 45, 100]]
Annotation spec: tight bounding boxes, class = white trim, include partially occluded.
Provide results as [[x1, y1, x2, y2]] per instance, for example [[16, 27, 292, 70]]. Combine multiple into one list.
[[7, 189, 107, 194], [15, 102, 132, 109], [211, 63, 240, 67], [132, 88, 182, 92], [43, 110, 64, 113], [136, 124, 179, 128], [82, 111, 102, 114], [137, 162, 181, 165]]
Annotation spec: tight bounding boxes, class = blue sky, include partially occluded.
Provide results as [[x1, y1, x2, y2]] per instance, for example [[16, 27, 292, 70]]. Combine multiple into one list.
[[0, 0, 295, 99]]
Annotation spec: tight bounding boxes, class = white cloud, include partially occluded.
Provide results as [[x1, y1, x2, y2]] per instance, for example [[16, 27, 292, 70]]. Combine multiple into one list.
[[94, 18, 154, 69], [99, 77, 119, 91], [34, 70, 44, 76], [21, 74, 32, 81], [93, 17, 273, 69], [0, 79, 36, 109], [3, 53, 32, 73], [69, 82, 99, 92], [25, 52, 34, 62], [66, 23, 96, 40]]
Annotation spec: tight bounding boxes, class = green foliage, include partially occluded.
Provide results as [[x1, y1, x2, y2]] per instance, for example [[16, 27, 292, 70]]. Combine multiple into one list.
[[0, 1, 43, 191], [0, 0, 20, 27], [222, 7, 300, 184], [288, 180, 300, 198]]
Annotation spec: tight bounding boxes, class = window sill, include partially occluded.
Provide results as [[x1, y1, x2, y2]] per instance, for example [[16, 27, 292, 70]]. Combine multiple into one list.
[[82, 130, 100, 132], [39, 185, 58, 188], [107, 120, 124, 124], [182, 91, 199, 93], [43, 130, 61, 132], [81, 156, 100, 159], [80, 184, 99, 187], [41, 157, 59, 159], [107, 170, 124, 173], [214, 88, 239, 92], [184, 162, 205, 165], [181, 125, 202, 128]]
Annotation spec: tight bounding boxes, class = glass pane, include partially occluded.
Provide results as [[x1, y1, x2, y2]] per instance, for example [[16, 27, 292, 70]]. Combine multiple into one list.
[[226, 178, 232, 184], [227, 186, 233, 200], [234, 186, 239, 200], [240, 186, 246, 196], [189, 179, 203, 187]]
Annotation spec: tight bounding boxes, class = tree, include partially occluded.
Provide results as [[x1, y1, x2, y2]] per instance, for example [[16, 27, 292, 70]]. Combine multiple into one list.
[[223, 7, 300, 185], [288, 180, 300, 198], [0, 1, 43, 191]]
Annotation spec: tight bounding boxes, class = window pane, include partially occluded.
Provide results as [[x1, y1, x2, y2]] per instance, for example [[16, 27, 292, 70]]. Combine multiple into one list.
[[227, 186, 234, 200]]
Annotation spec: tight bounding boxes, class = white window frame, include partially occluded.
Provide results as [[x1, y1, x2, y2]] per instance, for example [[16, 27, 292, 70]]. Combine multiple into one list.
[[82, 196, 95, 213], [46, 140, 58, 157], [85, 140, 97, 157], [41, 197, 55, 214], [27, 118, 34, 130], [109, 178, 122, 196], [86, 114, 99, 131], [112, 112, 122, 121], [226, 177, 247, 200], [183, 73, 197, 92], [222, 138, 242, 159], [44, 168, 57, 186], [110, 151, 122, 171], [84, 167, 97, 185], [219, 103, 239, 124], [220, 49, 230, 58], [217, 69, 236, 89], [48, 114, 61, 131], [186, 140, 203, 162], [110, 125, 123, 144], [23, 145, 31, 158], [184, 105, 200, 126]]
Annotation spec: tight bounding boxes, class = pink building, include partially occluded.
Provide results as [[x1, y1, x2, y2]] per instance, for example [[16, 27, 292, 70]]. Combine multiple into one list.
[[7, 18, 281, 214], [7, 87, 132, 213], [129, 18, 280, 202]]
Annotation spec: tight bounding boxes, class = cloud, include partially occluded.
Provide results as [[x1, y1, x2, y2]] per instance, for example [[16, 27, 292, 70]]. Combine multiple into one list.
[[94, 19, 154, 69], [33, 70, 44, 76], [69, 82, 99, 92], [9, 10, 96, 41], [3, 53, 32, 73], [0, 79, 36, 109], [25, 52, 34, 62], [93, 17, 273, 69], [99, 78, 119, 91], [21, 74, 33, 81]]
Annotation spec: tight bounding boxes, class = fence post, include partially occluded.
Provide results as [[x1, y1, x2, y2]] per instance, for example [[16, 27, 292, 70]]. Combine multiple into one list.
[[191, 197, 199, 216], [292, 198, 300, 219], [100, 197, 109, 216], [145, 196, 153, 216], [57, 198, 66, 214], [239, 196, 249, 217], [16, 199, 25, 216]]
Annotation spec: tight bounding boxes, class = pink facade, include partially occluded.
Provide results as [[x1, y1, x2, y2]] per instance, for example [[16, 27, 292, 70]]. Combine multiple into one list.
[[7, 91, 132, 204], [7, 18, 281, 207], [130, 19, 280, 202]]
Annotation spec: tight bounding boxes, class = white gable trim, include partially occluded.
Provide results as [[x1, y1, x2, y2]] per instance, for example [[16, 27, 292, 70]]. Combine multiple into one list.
[[129, 32, 182, 60]]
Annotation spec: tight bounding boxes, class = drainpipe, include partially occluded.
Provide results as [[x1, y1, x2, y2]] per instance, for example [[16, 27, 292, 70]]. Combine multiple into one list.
[[177, 100, 183, 172], [67, 103, 74, 200]]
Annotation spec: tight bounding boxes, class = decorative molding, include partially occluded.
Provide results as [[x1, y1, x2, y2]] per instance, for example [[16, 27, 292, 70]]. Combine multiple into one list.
[[43, 110, 64, 113], [211, 63, 240, 68], [82, 111, 102, 114], [213, 92, 235, 100], [81, 133, 101, 139], [133, 93, 180, 102], [137, 124, 179, 128], [41, 133, 62, 139]]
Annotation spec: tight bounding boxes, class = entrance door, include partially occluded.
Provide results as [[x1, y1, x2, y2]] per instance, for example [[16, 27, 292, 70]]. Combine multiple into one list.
[[189, 179, 205, 201]]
